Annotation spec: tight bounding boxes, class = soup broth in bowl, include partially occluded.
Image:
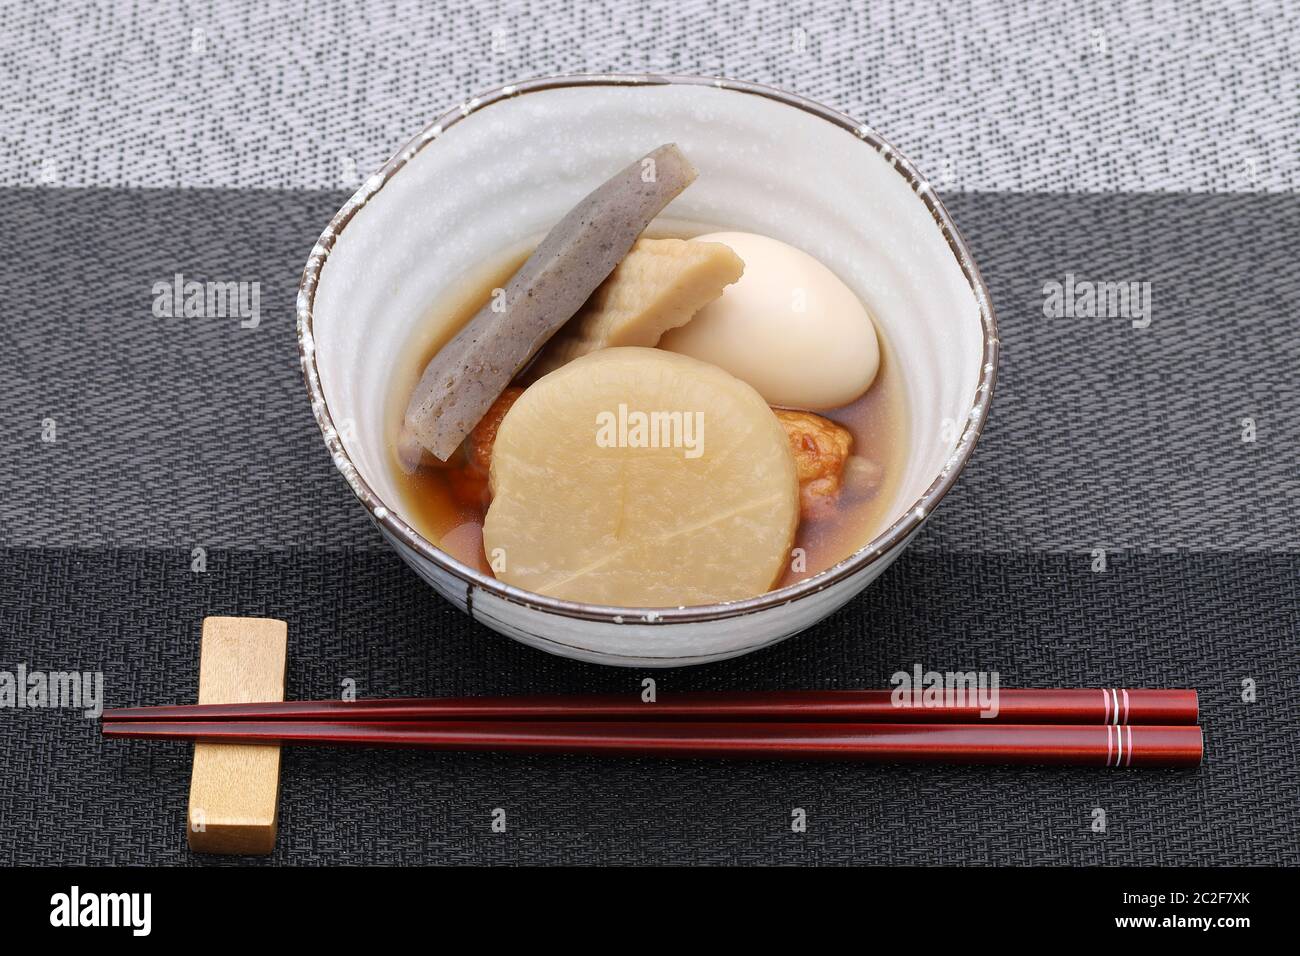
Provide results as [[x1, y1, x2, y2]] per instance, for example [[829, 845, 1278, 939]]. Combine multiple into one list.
[[385, 232, 910, 593]]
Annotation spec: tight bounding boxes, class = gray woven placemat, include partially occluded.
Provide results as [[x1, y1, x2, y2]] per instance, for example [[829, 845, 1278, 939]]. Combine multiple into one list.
[[1, 0, 1296, 865]]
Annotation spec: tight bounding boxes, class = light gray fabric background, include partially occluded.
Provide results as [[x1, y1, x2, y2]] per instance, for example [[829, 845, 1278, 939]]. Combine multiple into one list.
[[1, 0, 1296, 192]]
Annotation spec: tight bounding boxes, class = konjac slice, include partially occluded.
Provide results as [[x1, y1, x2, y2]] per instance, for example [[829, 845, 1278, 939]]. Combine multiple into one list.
[[483, 348, 799, 607], [528, 238, 744, 378], [403, 144, 698, 461]]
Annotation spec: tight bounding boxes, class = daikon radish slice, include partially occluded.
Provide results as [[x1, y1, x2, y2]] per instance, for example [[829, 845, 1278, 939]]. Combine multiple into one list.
[[483, 348, 799, 607]]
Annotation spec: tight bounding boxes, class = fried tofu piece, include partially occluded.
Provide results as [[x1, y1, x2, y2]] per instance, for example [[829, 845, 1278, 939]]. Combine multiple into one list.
[[466, 387, 524, 475], [529, 238, 744, 378], [773, 409, 853, 520], [437, 386, 523, 512]]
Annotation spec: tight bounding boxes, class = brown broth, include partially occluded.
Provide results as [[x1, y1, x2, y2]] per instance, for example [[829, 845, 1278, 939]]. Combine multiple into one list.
[[386, 235, 909, 595]]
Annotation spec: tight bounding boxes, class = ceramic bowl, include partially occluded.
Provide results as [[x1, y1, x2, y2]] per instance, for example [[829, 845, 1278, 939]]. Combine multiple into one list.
[[297, 74, 997, 667]]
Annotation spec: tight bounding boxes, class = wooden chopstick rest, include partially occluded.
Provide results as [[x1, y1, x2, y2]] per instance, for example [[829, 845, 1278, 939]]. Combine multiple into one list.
[[186, 616, 287, 855]]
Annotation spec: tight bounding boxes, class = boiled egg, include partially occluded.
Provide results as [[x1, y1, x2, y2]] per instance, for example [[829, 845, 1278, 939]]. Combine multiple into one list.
[[659, 231, 879, 409]]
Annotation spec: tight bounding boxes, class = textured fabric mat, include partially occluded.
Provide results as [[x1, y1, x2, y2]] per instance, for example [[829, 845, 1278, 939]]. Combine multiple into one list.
[[1, 0, 1297, 867], [1, 548, 1296, 866], [1, 185, 1296, 865], [2, 189, 1297, 553]]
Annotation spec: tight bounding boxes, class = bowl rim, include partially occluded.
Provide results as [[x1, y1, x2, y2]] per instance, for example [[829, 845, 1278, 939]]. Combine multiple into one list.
[[296, 72, 999, 625]]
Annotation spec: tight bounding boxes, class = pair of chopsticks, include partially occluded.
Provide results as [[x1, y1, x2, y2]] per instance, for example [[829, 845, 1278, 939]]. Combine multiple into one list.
[[102, 688, 1202, 767]]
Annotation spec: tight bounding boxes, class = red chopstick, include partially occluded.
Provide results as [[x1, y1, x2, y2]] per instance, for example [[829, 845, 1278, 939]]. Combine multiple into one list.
[[101, 688, 1198, 725], [100, 719, 1203, 767]]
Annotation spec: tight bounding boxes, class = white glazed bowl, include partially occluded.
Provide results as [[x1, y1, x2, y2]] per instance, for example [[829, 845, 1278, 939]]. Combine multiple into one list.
[[298, 75, 997, 668]]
